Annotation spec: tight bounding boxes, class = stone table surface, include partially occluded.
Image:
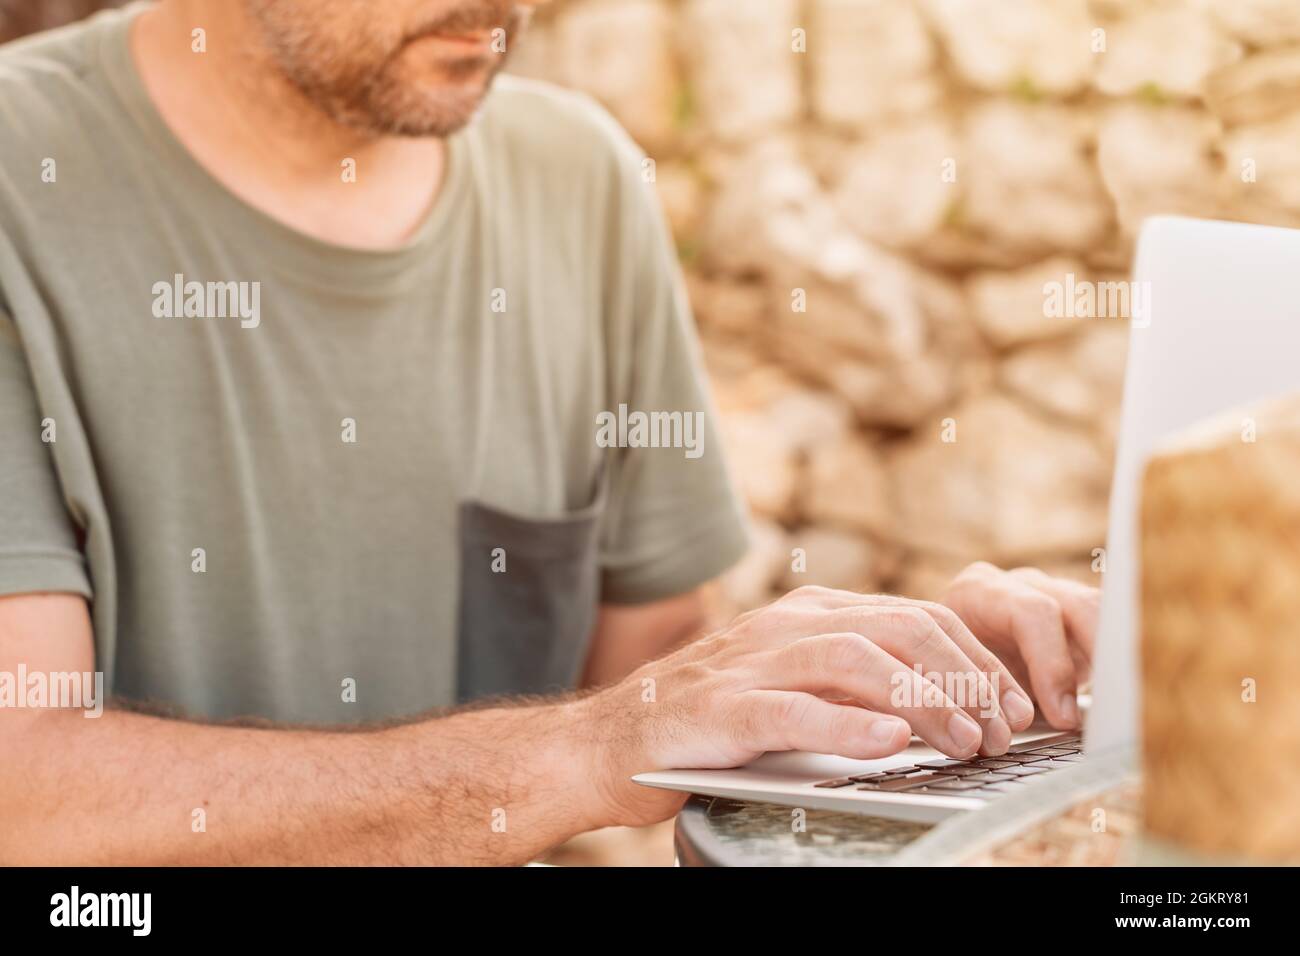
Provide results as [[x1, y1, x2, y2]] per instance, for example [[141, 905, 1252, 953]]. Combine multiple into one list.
[[675, 777, 1141, 867]]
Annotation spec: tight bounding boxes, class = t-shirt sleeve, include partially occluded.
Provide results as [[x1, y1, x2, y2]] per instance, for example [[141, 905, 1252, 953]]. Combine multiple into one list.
[[596, 149, 751, 605], [0, 305, 91, 598]]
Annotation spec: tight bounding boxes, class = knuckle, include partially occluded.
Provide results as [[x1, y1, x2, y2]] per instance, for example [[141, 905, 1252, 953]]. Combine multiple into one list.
[[1078, 586, 1102, 610], [914, 627, 949, 663], [922, 601, 963, 633], [963, 560, 1000, 579], [1010, 566, 1052, 586], [823, 707, 857, 745], [736, 603, 798, 644], [971, 646, 1003, 675], [673, 659, 716, 689], [1019, 590, 1062, 621], [772, 692, 810, 730], [786, 584, 825, 603], [755, 695, 809, 751], [819, 632, 872, 672], [887, 605, 936, 643]]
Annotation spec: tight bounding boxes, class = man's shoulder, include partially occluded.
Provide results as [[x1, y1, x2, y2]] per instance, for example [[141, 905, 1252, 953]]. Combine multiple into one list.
[[0, 10, 106, 94], [472, 74, 646, 179], [0, 11, 116, 143]]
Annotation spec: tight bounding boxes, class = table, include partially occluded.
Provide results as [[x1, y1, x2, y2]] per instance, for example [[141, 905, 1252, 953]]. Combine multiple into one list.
[[675, 796, 934, 866], [674, 748, 1139, 866]]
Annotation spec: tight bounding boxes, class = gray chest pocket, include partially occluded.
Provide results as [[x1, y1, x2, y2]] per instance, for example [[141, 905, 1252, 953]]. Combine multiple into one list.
[[454, 488, 604, 703]]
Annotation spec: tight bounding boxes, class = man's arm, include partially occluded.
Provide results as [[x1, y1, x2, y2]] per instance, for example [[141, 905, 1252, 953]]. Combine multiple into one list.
[[581, 587, 709, 687], [3, 574, 1098, 864], [0, 593, 608, 866]]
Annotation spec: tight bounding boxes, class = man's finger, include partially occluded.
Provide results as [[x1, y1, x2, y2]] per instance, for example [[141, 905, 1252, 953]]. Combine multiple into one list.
[[762, 632, 985, 758], [990, 579, 1081, 729], [734, 690, 912, 759], [862, 595, 1036, 733], [1010, 567, 1100, 666], [786, 598, 1022, 751]]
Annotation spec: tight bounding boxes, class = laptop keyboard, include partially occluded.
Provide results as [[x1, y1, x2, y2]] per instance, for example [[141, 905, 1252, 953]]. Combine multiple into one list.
[[812, 732, 1083, 800]]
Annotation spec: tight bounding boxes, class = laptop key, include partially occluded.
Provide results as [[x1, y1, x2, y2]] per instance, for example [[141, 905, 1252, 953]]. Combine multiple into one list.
[[1008, 734, 1079, 753], [927, 779, 986, 791], [975, 784, 1020, 795], [848, 773, 893, 783], [813, 778, 856, 788], [1000, 764, 1053, 776], [859, 773, 955, 792], [973, 759, 1019, 770], [918, 759, 964, 769], [895, 773, 963, 790]]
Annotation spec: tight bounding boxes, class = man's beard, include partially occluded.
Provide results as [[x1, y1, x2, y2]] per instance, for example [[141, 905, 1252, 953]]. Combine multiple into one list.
[[247, 2, 525, 138]]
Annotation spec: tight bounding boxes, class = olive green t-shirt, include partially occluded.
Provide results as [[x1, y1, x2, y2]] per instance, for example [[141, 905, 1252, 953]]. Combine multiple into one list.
[[0, 5, 748, 723]]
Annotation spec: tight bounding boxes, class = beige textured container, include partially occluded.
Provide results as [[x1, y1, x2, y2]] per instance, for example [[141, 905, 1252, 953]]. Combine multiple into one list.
[[1140, 394, 1300, 862]]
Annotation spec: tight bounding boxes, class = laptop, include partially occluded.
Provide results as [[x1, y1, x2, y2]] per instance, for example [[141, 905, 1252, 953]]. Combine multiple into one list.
[[633, 216, 1300, 823]]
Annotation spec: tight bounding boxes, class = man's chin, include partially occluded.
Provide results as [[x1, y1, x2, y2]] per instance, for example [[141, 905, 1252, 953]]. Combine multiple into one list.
[[365, 95, 489, 138], [366, 55, 499, 131], [343, 68, 496, 138]]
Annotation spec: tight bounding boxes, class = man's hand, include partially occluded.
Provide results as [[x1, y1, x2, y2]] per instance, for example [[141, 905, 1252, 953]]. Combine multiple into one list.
[[942, 562, 1100, 730], [578, 585, 1038, 828]]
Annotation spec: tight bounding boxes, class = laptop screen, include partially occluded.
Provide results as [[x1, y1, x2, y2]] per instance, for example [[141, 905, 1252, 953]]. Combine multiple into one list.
[[1088, 215, 1300, 753]]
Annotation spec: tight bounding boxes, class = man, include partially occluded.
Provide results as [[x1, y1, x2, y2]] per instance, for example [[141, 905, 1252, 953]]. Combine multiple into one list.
[[0, 0, 1097, 864]]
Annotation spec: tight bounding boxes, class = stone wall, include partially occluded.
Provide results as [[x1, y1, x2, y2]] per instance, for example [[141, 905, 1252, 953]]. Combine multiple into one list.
[[511, 0, 1300, 611]]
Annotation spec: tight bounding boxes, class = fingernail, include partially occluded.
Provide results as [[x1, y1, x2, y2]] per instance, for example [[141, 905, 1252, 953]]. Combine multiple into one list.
[[1001, 690, 1034, 726], [1059, 692, 1080, 727], [983, 716, 1011, 756], [871, 717, 908, 745], [947, 712, 981, 754]]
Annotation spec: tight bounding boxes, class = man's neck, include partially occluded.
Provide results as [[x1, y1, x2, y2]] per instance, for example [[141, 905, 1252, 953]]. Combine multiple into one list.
[[131, 0, 445, 250]]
